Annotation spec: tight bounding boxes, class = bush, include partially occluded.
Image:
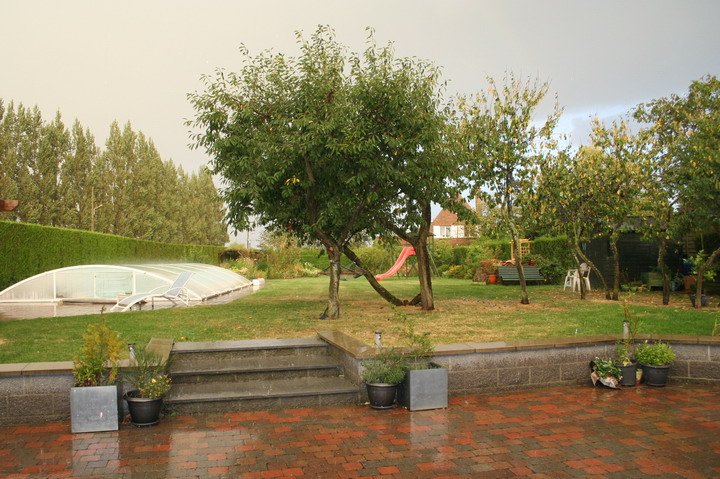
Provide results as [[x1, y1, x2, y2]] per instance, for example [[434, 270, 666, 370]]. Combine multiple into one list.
[[635, 341, 676, 366], [354, 243, 387, 273], [121, 348, 172, 399], [524, 253, 566, 284], [442, 265, 466, 279], [299, 248, 329, 270], [361, 348, 407, 384], [531, 236, 574, 270], [73, 317, 123, 387], [452, 246, 469, 266], [431, 241, 455, 271], [260, 232, 309, 279], [466, 239, 508, 267], [225, 257, 267, 279]]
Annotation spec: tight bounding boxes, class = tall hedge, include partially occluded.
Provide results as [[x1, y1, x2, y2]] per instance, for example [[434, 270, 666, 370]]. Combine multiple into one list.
[[530, 235, 575, 268], [0, 221, 224, 290]]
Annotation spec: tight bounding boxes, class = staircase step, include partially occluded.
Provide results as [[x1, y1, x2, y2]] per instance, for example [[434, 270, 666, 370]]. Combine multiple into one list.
[[171, 355, 343, 384], [171, 338, 328, 364], [165, 376, 361, 414]]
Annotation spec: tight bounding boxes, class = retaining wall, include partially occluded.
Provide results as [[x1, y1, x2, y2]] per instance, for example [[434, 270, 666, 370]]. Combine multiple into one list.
[[319, 331, 720, 395], [1, 333, 719, 425], [0, 338, 173, 426]]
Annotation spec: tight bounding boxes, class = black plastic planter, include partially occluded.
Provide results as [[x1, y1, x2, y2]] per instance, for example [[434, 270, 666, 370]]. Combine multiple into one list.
[[124, 390, 164, 426], [617, 363, 637, 387], [365, 383, 398, 410], [641, 364, 671, 387]]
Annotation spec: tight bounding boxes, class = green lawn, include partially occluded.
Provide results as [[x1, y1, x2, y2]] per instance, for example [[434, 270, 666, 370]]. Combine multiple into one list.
[[0, 277, 717, 363]]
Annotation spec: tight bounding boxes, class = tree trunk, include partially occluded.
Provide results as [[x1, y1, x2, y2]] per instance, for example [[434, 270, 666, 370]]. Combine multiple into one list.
[[342, 246, 405, 306], [694, 245, 720, 309], [509, 223, 529, 304], [378, 201, 434, 311], [574, 243, 611, 300], [321, 244, 342, 320], [609, 239, 621, 301], [415, 202, 435, 311], [414, 236, 434, 311], [657, 238, 671, 305]]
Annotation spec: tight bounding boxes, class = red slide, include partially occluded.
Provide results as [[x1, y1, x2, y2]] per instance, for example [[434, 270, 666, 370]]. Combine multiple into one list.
[[375, 246, 416, 280]]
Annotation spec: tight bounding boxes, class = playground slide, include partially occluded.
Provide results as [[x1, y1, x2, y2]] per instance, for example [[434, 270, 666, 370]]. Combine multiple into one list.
[[375, 246, 416, 280]]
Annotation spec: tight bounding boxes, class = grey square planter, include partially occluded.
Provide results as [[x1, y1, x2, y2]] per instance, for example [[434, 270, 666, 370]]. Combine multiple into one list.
[[399, 366, 448, 411], [70, 385, 121, 433]]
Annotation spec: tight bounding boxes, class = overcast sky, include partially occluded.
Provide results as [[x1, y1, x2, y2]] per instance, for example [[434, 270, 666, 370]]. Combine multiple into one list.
[[2, 1, 719, 245]]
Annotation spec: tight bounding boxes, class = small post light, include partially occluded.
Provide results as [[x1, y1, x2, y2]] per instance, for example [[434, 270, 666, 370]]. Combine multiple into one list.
[[128, 343, 136, 363], [374, 331, 382, 349]]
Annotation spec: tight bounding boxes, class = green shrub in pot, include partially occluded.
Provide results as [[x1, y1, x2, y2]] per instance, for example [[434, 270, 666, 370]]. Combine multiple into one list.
[[361, 348, 407, 385], [635, 341, 676, 366]]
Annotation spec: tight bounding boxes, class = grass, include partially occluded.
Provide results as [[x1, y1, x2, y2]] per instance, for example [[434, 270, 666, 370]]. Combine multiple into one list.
[[0, 277, 717, 363]]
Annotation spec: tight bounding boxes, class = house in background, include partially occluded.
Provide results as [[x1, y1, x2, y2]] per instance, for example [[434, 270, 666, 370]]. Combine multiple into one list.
[[430, 198, 480, 246]]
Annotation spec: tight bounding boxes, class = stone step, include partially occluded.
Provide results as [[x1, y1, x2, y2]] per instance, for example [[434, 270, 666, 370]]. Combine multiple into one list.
[[171, 338, 329, 365], [170, 355, 343, 384], [164, 376, 361, 414]]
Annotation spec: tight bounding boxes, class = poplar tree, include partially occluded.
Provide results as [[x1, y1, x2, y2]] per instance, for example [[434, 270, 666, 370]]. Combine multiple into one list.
[[14, 105, 44, 224], [37, 112, 71, 226], [61, 121, 100, 230]]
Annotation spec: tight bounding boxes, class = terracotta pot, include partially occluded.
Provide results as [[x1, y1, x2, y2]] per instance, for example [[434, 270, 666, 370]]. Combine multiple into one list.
[[487, 275, 498, 284]]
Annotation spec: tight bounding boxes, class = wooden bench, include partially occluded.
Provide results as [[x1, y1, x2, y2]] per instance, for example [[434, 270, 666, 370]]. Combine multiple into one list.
[[498, 265, 545, 284]]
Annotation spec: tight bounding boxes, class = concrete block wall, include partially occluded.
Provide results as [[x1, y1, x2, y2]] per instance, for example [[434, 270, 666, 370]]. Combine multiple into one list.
[[0, 338, 172, 426], [320, 332, 720, 395], [0, 367, 74, 425], [1, 333, 718, 425]]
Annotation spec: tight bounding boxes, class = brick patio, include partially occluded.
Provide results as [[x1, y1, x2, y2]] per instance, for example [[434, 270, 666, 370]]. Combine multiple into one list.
[[1, 384, 719, 478]]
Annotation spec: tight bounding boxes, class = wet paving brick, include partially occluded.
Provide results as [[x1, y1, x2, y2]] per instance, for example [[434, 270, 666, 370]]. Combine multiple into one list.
[[0, 384, 719, 477]]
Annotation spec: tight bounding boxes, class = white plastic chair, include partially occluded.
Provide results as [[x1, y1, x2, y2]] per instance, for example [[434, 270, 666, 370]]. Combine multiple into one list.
[[564, 265, 591, 293], [573, 264, 591, 292], [563, 269, 577, 291]]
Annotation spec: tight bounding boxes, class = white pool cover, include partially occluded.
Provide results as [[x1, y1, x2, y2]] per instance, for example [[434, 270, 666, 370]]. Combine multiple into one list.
[[0, 263, 252, 303]]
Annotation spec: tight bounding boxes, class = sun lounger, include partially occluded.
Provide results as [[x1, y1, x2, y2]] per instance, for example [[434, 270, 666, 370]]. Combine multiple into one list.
[[110, 272, 193, 312]]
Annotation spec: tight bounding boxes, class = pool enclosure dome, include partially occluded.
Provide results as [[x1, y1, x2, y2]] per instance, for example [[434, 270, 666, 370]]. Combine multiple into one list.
[[0, 263, 252, 304]]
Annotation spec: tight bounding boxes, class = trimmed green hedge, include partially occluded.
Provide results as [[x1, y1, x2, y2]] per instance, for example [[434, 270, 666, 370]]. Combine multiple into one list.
[[0, 221, 224, 290], [299, 248, 330, 270]]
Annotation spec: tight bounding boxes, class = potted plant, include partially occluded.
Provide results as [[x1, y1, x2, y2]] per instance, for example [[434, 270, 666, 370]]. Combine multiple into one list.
[[480, 261, 499, 284], [614, 341, 637, 387], [361, 348, 406, 409], [397, 313, 448, 411], [121, 347, 172, 426], [615, 296, 641, 386], [635, 341, 676, 387], [70, 316, 124, 433], [590, 357, 622, 388]]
